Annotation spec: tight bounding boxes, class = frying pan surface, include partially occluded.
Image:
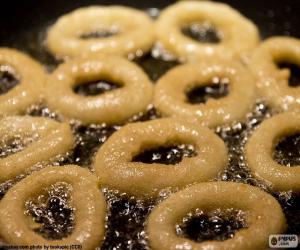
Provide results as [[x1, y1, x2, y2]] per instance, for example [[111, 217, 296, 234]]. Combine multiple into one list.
[[0, 1, 300, 249]]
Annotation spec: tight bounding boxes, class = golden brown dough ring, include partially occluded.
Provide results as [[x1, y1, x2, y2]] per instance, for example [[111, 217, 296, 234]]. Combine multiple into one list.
[[45, 54, 153, 124], [0, 48, 45, 116], [245, 113, 300, 192], [154, 59, 256, 128], [47, 6, 155, 59], [93, 118, 227, 197], [155, 1, 259, 61], [250, 37, 300, 111], [0, 116, 75, 183], [0, 165, 106, 250], [147, 181, 286, 250]]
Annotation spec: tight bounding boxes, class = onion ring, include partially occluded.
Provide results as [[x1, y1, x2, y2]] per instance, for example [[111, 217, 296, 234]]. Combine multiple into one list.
[[155, 1, 259, 61], [147, 181, 286, 250], [250, 37, 300, 111], [93, 118, 227, 197], [0, 165, 106, 249], [154, 59, 256, 128], [47, 6, 155, 59], [245, 112, 300, 191], [0, 116, 75, 183], [0, 48, 45, 116], [45, 54, 153, 124]]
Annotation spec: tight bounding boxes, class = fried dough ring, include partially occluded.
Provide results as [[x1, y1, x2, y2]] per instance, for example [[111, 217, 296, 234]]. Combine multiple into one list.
[[0, 165, 106, 250], [93, 118, 227, 197], [47, 6, 155, 59], [154, 59, 256, 128], [0, 48, 45, 116], [147, 181, 286, 250], [250, 37, 300, 111], [155, 1, 259, 61], [45, 54, 153, 124], [0, 116, 75, 183], [245, 113, 300, 191]]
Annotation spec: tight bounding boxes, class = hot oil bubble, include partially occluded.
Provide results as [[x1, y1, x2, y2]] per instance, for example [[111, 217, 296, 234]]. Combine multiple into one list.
[[215, 101, 272, 191], [128, 104, 161, 122], [25, 182, 74, 240], [0, 135, 36, 159], [132, 144, 196, 165], [26, 104, 62, 121], [151, 43, 177, 62], [274, 191, 300, 234], [146, 8, 160, 20], [134, 44, 179, 82], [0, 180, 15, 199], [176, 208, 247, 243], [101, 188, 154, 250], [67, 122, 120, 168]]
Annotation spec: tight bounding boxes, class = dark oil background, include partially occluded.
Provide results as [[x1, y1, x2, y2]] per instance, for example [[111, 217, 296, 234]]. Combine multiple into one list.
[[0, 1, 300, 249]]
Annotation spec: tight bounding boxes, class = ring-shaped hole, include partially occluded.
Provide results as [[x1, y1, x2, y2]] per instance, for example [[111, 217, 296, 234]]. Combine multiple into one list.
[[181, 22, 221, 44], [273, 132, 300, 167], [186, 77, 229, 104], [277, 62, 300, 87], [176, 208, 247, 243], [0, 65, 20, 95], [73, 79, 121, 96], [0, 135, 36, 159], [79, 28, 119, 39], [25, 182, 75, 240], [132, 144, 197, 165]]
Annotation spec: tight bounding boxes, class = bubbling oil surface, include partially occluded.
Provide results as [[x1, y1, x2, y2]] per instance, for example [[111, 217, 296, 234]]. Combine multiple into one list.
[[1, 102, 298, 250], [176, 208, 247, 243], [0, 7, 300, 250], [0, 135, 36, 159], [73, 79, 121, 96], [132, 144, 196, 165], [273, 133, 300, 167], [25, 182, 74, 240], [181, 22, 222, 44]]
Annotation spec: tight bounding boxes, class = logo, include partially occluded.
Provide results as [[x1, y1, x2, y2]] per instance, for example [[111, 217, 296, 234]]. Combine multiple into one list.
[[269, 234, 298, 248]]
